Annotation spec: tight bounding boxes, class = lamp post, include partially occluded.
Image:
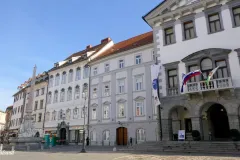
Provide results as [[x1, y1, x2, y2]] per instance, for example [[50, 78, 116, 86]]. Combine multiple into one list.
[[80, 90, 87, 153]]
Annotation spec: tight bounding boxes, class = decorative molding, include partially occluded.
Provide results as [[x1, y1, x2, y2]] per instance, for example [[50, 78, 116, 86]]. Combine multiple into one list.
[[91, 103, 98, 107], [117, 99, 126, 103], [103, 101, 111, 105], [134, 96, 145, 101]]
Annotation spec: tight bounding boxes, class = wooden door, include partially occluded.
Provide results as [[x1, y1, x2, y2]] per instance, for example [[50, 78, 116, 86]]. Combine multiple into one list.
[[117, 127, 128, 145]]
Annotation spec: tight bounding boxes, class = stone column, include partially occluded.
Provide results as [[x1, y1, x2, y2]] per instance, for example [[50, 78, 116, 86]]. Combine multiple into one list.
[[161, 119, 172, 141], [228, 114, 240, 131]]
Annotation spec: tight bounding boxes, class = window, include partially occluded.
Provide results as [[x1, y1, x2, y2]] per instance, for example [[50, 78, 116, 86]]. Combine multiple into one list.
[[216, 60, 228, 78], [58, 109, 63, 120], [53, 90, 58, 103], [21, 105, 23, 112], [118, 79, 125, 94], [36, 89, 39, 97], [164, 27, 175, 45], [135, 76, 143, 91], [103, 84, 110, 96], [92, 87, 97, 98], [103, 130, 110, 141], [52, 111, 56, 121], [74, 85, 80, 99], [233, 6, 240, 27], [61, 71, 67, 84], [136, 101, 144, 116], [90, 130, 97, 141], [82, 83, 88, 98], [45, 112, 50, 121], [92, 108, 97, 120], [18, 106, 20, 113], [189, 65, 199, 82], [66, 109, 71, 120], [119, 59, 124, 68], [41, 88, 45, 95], [103, 104, 110, 119], [60, 88, 65, 102], [76, 67, 81, 81], [68, 69, 73, 82], [32, 115, 36, 122], [83, 67, 89, 79], [201, 58, 213, 80], [73, 107, 79, 119], [208, 13, 222, 33], [183, 21, 195, 40], [136, 129, 145, 142], [49, 75, 54, 87], [118, 103, 125, 117], [40, 100, 44, 109], [93, 67, 98, 75], [168, 69, 178, 88], [152, 50, 157, 62], [81, 107, 86, 118], [55, 74, 60, 86], [38, 113, 42, 122], [47, 92, 52, 104], [67, 87, 72, 101], [135, 55, 142, 64], [34, 101, 38, 111], [105, 63, 110, 72]]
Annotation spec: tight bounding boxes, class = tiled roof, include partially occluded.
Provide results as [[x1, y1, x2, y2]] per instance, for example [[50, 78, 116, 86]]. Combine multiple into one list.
[[91, 31, 153, 62]]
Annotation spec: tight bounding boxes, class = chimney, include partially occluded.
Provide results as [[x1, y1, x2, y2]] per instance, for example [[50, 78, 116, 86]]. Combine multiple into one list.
[[101, 37, 111, 44], [86, 45, 92, 49]]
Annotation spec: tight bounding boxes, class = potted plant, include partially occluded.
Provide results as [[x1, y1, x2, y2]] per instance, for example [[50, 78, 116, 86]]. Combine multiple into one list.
[[192, 130, 201, 141], [230, 129, 240, 141]]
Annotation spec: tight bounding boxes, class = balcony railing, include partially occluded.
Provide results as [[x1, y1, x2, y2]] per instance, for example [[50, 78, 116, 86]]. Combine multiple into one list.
[[185, 77, 233, 94], [168, 87, 179, 96]]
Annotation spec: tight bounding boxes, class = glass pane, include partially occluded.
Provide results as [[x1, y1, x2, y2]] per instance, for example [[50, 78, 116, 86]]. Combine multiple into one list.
[[170, 34, 175, 43], [223, 68, 228, 77], [216, 21, 221, 31], [184, 21, 193, 29], [166, 36, 170, 44], [190, 28, 195, 38], [165, 28, 173, 34], [217, 69, 223, 78], [169, 78, 174, 88], [201, 58, 212, 70], [216, 60, 226, 67], [235, 15, 240, 26], [210, 22, 216, 32], [169, 70, 177, 76], [174, 76, 178, 86], [233, 7, 240, 14], [209, 14, 219, 21]]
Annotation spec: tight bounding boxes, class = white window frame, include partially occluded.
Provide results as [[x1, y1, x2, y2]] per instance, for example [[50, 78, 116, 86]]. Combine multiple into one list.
[[103, 104, 110, 119], [118, 102, 125, 118], [53, 90, 58, 103], [135, 54, 142, 65], [55, 74, 60, 86], [67, 87, 72, 101], [66, 109, 71, 120], [103, 83, 110, 96], [119, 59, 124, 69], [74, 85, 80, 100], [92, 108, 97, 120], [135, 101, 144, 116], [136, 129, 145, 143], [73, 107, 79, 119], [118, 79, 125, 94], [104, 63, 110, 72], [68, 69, 73, 82], [93, 67, 98, 76], [52, 111, 56, 121], [61, 72, 67, 84], [60, 89, 65, 102], [92, 86, 98, 98], [135, 75, 143, 91], [75, 67, 81, 81], [103, 130, 110, 141]]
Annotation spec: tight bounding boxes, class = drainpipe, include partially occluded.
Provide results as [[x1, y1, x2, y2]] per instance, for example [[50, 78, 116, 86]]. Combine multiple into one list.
[[42, 74, 49, 136], [87, 64, 91, 138]]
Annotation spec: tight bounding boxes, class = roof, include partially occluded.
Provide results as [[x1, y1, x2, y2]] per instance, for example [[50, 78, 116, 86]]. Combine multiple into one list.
[[91, 31, 153, 62]]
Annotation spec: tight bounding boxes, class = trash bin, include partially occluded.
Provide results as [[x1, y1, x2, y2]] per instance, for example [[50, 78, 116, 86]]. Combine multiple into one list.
[[44, 134, 50, 148], [51, 135, 56, 146]]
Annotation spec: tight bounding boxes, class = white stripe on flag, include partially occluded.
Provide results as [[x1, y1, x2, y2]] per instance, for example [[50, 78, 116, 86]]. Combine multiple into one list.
[[151, 64, 161, 106]]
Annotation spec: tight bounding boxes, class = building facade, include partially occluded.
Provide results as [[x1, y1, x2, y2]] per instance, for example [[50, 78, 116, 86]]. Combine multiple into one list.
[[88, 32, 159, 146], [3, 106, 12, 132], [0, 110, 6, 136], [44, 38, 113, 144], [144, 0, 240, 140]]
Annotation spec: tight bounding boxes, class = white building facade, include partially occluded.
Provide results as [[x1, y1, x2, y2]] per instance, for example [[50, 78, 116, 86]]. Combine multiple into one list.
[[88, 32, 159, 146], [144, 0, 240, 140], [44, 38, 113, 144], [0, 110, 6, 136]]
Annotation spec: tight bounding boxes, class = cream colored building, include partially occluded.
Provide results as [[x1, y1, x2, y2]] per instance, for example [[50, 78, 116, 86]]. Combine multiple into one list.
[[0, 110, 6, 135]]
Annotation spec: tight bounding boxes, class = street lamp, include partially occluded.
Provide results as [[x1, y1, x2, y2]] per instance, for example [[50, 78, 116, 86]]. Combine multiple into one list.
[[80, 88, 88, 153]]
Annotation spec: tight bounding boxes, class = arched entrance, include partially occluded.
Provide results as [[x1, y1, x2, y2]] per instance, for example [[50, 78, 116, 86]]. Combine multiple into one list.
[[116, 127, 128, 145], [201, 103, 230, 140], [60, 128, 66, 144]]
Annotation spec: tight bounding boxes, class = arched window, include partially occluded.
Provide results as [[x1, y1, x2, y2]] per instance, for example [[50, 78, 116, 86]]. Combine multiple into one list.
[[47, 92, 52, 104], [90, 130, 97, 141], [74, 85, 80, 99], [73, 107, 79, 119], [53, 90, 58, 103], [60, 88, 65, 102], [49, 75, 54, 87], [83, 66, 89, 79], [58, 109, 63, 120], [136, 129, 145, 143], [61, 71, 67, 84], [82, 83, 88, 98], [67, 87, 72, 101], [52, 110, 56, 121], [55, 73, 60, 86], [103, 103, 110, 119], [103, 130, 110, 141], [201, 58, 213, 80], [66, 108, 71, 120], [75, 67, 81, 81], [68, 69, 73, 83]]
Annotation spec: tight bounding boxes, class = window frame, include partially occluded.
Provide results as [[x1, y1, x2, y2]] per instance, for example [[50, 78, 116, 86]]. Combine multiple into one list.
[[119, 59, 125, 68], [103, 130, 110, 141], [60, 88, 65, 102], [135, 75, 143, 91], [135, 54, 142, 65], [75, 67, 81, 81], [103, 104, 110, 119], [228, 1, 240, 28], [135, 100, 144, 116], [61, 71, 67, 84], [118, 102, 125, 118], [118, 79, 125, 94], [67, 87, 72, 101], [55, 73, 60, 86], [93, 67, 98, 76], [91, 108, 97, 120], [104, 63, 110, 72], [68, 69, 73, 83], [103, 83, 110, 97]]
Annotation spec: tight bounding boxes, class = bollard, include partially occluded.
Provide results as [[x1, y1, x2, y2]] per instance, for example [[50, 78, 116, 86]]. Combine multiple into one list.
[[27, 145, 30, 151], [12, 146, 15, 151], [0, 144, 3, 151]]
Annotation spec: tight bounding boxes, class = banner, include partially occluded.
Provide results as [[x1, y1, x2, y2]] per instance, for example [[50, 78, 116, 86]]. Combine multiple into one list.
[[151, 64, 161, 107], [178, 130, 185, 140]]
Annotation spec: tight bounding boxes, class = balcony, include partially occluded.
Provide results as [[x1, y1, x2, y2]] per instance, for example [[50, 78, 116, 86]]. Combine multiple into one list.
[[184, 77, 233, 94]]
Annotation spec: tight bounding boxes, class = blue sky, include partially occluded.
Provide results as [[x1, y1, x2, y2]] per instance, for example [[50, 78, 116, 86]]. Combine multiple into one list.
[[0, 0, 160, 111]]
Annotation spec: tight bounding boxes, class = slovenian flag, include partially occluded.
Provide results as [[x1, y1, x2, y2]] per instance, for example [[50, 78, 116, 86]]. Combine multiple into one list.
[[206, 66, 220, 86], [181, 70, 202, 92]]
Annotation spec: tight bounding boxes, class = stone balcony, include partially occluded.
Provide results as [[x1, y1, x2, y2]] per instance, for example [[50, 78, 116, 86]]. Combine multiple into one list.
[[185, 77, 233, 94]]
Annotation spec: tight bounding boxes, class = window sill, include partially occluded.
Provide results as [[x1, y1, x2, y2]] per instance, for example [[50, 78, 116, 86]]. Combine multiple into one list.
[[102, 118, 110, 120], [183, 36, 198, 41], [117, 116, 126, 119], [208, 29, 224, 35], [134, 90, 145, 93], [163, 42, 176, 46], [135, 115, 145, 117]]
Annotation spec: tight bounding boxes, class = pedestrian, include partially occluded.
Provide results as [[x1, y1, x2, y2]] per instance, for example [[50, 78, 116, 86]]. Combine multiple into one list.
[[86, 136, 89, 146]]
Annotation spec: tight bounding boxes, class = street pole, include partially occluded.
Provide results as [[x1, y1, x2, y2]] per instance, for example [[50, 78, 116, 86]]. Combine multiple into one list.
[[80, 94, 87, 153]]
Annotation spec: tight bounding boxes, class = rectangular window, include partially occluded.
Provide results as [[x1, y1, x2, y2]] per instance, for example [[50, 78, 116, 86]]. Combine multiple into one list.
[[92, 87, 98, 98], [135, 76, 143, 91], [105, 63, 110, 72], [41, 88, 45, 95], [118, 79, 125, 94], [119, 59, 124, 68], [34, 101, 38, 111], [83, 67, 89, 79], [184, 21, 195, 40], [103, 105, 110, 119], [40, 100, 44, 109], [216, 60, 228, 78], [164, 27, 175, 45], [93, 67, 98, 76], [92, 108, 96, 120], [38, 113, 42, 122], [136, 101, 144, 116], [135, 55, 142, 64], [104, 84, 110, 96], [189, 65, 199, 82], [233, 6, 240, 27], [118, 103, 125, 117], [81, 108, 85, 118], [168, 69, 178, 88], [208, 13, 222, 33], [36, 90, 39, 97]]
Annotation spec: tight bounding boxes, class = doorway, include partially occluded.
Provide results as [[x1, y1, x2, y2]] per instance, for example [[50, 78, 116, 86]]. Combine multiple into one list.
[[208, 104, 230, 139], [60, 128, 66, 144], [116, 127, 128, 145]]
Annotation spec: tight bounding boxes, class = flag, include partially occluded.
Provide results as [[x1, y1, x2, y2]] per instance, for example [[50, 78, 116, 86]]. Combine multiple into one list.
[[151, 64, 161, 106], [181, 70, 202, 92], [206, 66, 220, 86]]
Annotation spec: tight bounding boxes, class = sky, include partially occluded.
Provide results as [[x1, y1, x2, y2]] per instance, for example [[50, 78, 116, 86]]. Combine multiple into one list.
[[0, 0, 160, 111]]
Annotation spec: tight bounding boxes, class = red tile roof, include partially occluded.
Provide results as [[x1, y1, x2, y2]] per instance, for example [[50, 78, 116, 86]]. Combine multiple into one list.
[[92, 31, 153, 61]]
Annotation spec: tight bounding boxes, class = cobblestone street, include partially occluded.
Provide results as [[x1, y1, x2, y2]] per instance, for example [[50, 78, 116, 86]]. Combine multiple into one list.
[[1, 151, 240, 160]]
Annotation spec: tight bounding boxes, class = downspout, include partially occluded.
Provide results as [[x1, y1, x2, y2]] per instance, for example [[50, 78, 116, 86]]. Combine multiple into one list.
[[87, 64, 91, 138], [42, 74, 49, 137]]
